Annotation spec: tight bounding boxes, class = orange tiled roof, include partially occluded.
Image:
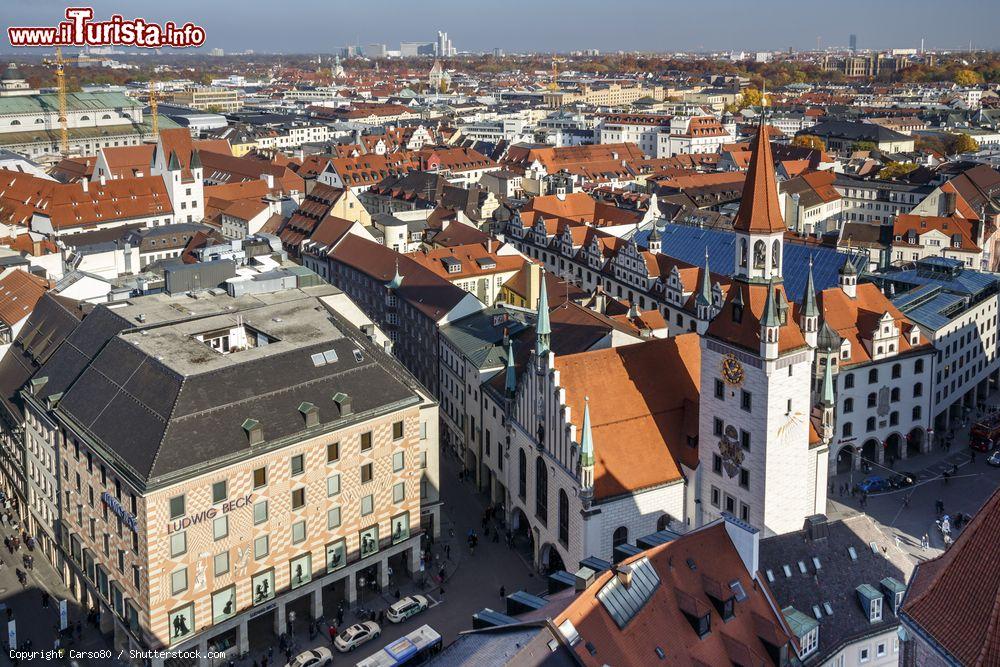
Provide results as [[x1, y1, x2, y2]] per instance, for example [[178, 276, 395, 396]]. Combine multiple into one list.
[[818, 284, 927, 366], [554, 334, 701, 500], [707, 281, 806, 354], [0, 269, 49, 327], [405, 242, 523, 281], [892, 214, 980, 253]]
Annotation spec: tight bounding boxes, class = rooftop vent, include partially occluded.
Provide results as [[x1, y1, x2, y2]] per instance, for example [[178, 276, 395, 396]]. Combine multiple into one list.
[[242, 418, 263, 446], [298, 402, 319, 428], [333, 392, 352, 417]]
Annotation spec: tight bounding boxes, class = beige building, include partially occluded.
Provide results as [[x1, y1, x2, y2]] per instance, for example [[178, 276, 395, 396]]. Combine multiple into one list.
[[169, 86, 243, 112], [543, 82, 664, 109], [20, 285, 439, 665]]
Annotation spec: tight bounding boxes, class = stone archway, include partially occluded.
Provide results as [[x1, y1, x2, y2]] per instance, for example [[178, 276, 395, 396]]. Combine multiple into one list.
[[836, 444, 857, 474], [907, 427, 924, 457], [885, 433, 903, 464], [538, 542, 567, 575], [861, 438, 880, 470]]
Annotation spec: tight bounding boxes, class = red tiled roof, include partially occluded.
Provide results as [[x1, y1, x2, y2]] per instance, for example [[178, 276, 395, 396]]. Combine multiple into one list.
[[0, 270, 49, 327]]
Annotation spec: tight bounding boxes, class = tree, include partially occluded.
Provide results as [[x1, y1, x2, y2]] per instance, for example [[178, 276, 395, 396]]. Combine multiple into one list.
[[736, 86, 762, 110], [954, 133, 979, 153], [878, 162, 918, 180], [852, 140, 877, 153], [792, 135, 826, 151], [953, 69, 983, 86]]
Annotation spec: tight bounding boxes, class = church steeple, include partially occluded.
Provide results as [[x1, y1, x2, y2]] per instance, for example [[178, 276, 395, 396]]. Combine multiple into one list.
[[696, 249, 713, 327], [732, 122, 786, 284], [504, 337, 517, 398], [801, 257, 819, 347]]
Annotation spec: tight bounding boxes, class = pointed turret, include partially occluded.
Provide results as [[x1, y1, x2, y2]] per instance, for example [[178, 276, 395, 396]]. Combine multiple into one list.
[[695, 250, 713, 332], [732, 123, 785, 235], [535, 270, 551, 360], [504, 337, 517, 398], [579, 397, 594, 509], [819, 353, 835, 442], [801, 256, 820, 347], [838, 257, 857, 298], [190, 148, 202, 170], [760, 278, 780, 359], [647, 222, 661, 253], [167, 149, 180, 172]]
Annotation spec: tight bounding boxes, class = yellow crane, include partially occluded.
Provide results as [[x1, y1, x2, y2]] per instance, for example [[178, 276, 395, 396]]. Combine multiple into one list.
[[549, 56, 566, 91], [149, 81, 158, 137], [55, 47, 68, 155]]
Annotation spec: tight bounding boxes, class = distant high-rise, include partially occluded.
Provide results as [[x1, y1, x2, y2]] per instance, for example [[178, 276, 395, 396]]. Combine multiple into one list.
[[849, 33, 857, 52], [436, 30, 455, 57]]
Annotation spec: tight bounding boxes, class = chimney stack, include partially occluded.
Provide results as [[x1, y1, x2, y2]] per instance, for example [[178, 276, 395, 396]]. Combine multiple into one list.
[[943, 191, 957, 216]]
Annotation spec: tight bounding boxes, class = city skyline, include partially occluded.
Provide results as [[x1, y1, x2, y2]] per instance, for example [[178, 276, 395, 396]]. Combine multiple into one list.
[[3, 0, 1000, 54]]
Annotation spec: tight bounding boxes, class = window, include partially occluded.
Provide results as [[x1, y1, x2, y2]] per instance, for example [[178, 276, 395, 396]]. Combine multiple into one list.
[[860, 647, 870, 663], [913, 382, 923, 397], [740, 430, 750, 451], [891, 363, 901, 379], [327, 474, 341, 497], [844, 398, 854, 413], [558, 490, 569, 546], [912, 405, 922, 420], [290, 454, 305, 476], [392, 451, 405, 472], [890, 387, 900, 402], [212, 481, 227, 504], [195, 542, 222, 578], [393, 482, 405, 503], [170, 531, 187, 558], [213, 515, 228, 541], [171, 568, 188, 595], [328, 506, 341, 529], [292, 520, 306, 544], [327, 442, 340, 463], [714, 378, 725, 399], [393, 421, 404, 440], [842, 422, 853, 437], [713, 454, 722, 474], [254, 535, 269, 560], [253, 500, 268, 525], [866, 417, 876, 431], [711, 487, 720, 507], [361, 431, 373, 451], [535, 456, 548, 523], [867, 392, 877, 407], [612, 526, 628, 548], [361, 463, 373, 484], [169, 495, 185, 520], [252, 467, 267, 489], [361, 494, 374, 516], [915, 359, 924, 373], [291, 488, 305, 510], [876, 643, 887, 658], [844, 373, 854, 389], [868, 369, 878, 384], [739, 468, 749, 490], [740, 390, 752, 412], [518, 449, 526, 500]]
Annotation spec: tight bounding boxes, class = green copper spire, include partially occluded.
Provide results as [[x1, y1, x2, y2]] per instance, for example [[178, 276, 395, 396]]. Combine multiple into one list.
[[821, 354, 835, 406], [762, 278, 780, 328], [802, 256, 819, 318], [504, 336, 516, 397], [696, 248, 712, 308]]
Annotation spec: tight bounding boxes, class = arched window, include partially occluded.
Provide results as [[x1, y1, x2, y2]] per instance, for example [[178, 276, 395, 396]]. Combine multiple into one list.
[[34, 118, 43, 124], [867, 393, 877, 408], [753, 240, 766, 269], [101, 114, 112, 120], [518, 449, 526, 501], [79, 115, 90, 121], [535, 456, 548, 523], [915, 359, 924, 373], [656, 514, 673, 531], [613, 526, 628, 548], [842, 422, 853, 437], [10, 120, 20, 126], [913, 382, 923, 398], [843, 398, 854, 413], [890, 387, 900, 402], [771, 239, 780, 270], [739, 238, 748, 268], [866, 417, 876, 431], [558, 490, 569, 546], [892, 363, 901, 379], [868, 369, 878, 384]]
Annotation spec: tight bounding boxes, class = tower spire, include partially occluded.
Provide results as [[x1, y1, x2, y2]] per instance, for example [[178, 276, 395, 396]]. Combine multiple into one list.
[[504, 336, 516, 397], [579, 397, 594, 509], [731, 123, 785, 235], [535, 270, 551, 358], [802, 256, 818, 318], [697, 248, 712, 307]]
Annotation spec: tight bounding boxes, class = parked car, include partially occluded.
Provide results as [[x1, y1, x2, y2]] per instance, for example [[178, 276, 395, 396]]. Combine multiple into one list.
[[386, 595, 429, 623], [856, 476, 891, 493], [285, 647, 333, 667], [890, 472, 918, 488], [334, 621, 380, 653], [987, 448, 1000, 467]]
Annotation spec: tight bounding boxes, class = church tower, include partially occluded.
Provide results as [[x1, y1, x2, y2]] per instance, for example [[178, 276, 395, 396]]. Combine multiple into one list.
[[695, 122, 826, 537]]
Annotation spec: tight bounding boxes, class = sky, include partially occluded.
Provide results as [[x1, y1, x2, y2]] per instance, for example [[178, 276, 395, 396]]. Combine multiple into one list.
[[4, 0, 999, 54]]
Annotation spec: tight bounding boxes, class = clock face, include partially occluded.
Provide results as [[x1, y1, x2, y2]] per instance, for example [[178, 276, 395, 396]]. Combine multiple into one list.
[[721, 354, 745, 387]]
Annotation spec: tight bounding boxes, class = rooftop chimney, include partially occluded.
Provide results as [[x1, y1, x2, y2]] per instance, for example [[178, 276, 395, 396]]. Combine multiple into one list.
[[804, 514, 829, 541], [615, 564, 634, 589], [333, 392, 352, 417]]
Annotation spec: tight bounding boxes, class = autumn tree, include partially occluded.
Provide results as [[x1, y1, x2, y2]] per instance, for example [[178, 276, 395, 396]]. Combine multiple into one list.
[[736, 86, 762, 110], [791, 135, 826, 151], [953, 69, 983, 86], [852, 141, 878, 153], [954, 133, 979, 153], [878, 162, 918, 180]]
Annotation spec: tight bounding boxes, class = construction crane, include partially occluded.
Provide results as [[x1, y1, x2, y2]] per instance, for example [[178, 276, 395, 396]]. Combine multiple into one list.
[[149, 81, 158, 137], [55, 47, 68, 155], [549, 56, 566, 91]]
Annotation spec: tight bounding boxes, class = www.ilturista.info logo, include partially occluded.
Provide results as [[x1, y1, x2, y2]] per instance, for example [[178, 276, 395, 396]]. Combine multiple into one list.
[[8, 7, 206, 48]]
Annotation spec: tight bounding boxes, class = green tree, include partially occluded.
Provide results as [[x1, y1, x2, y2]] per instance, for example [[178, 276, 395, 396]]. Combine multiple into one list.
[[852, 141, 877, 152], [953, 69, 983, 86], [736, 86, 762, 110], [954, 133, 979, 153], [791, 135, 826, 151], [878, 162, 918, 180]]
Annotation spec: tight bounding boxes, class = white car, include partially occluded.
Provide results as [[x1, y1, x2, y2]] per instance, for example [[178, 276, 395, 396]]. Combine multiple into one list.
[[285, 647, 333, 667], [334, 621, 381, 652], [386, 595, 429, 623]]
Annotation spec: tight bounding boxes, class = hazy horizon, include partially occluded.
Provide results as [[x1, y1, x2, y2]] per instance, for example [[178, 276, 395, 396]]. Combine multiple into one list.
[[3, 0, 999, 55]]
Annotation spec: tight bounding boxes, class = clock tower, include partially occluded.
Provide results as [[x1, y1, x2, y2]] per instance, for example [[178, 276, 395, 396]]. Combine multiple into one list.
[[694, 122, 827, 537]]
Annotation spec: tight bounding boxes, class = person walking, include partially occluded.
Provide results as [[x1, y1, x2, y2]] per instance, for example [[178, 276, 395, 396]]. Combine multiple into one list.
[[328, 624, 337, 643]]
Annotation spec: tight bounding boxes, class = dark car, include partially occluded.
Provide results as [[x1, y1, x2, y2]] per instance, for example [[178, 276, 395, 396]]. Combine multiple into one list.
[[857, 476, 891, 494], [890, 472, 918, 488], [988, 448, 1000, 467]]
